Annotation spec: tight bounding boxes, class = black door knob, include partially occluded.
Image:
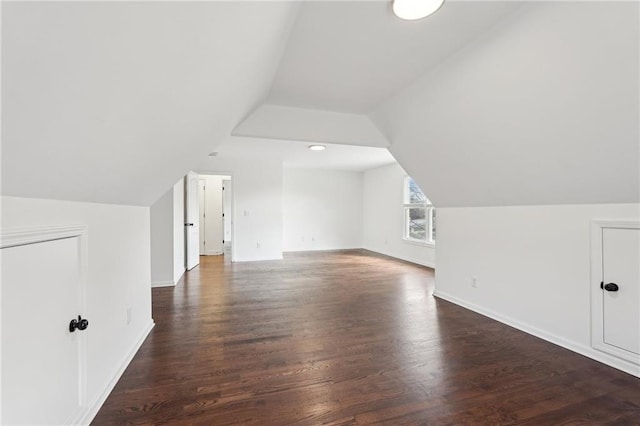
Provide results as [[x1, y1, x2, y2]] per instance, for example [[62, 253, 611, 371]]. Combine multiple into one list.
[[602, 282, 620, 292], [69, 315, 89, 332]]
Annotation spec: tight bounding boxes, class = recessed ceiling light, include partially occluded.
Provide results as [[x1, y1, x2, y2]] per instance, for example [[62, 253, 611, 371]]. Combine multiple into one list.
[[392, 0, 445, 21], [309, 145, 326, 151]]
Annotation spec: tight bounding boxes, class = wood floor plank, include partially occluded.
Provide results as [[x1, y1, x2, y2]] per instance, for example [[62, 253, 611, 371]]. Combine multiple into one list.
[[92, 250, 640, 425]]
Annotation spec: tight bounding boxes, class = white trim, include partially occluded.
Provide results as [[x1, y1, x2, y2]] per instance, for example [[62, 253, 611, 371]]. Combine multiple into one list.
[[433, 289, 640, 378], [77, 320, 155, 426], [151, 281, 176, 288], [0, 224, 88, 249], [590, 219, 640, 365], [203, 250, 224, 256], [233, 254, 284, 262]]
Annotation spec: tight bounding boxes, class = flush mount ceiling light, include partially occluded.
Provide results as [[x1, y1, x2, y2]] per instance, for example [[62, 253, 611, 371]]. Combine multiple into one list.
[[309, 145, 326, 151], [392, 0, 445, 20]]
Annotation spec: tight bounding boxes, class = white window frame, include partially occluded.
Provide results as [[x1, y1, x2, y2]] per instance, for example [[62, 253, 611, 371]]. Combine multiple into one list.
[[403, 176, 435, 245]]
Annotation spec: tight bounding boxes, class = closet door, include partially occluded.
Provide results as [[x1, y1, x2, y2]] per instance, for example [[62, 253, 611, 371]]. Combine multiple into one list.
[[601, 227, 639, 356], [2, 228, 87, 425], [591, 220, 640, 373]]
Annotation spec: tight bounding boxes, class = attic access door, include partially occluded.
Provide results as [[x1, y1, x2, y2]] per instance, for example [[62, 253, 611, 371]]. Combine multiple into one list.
[[1, 226, 88, 425], [591, 221, 640, 370]]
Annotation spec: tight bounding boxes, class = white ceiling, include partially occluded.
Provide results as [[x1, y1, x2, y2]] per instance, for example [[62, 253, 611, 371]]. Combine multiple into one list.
[[267, 1, 524, 114], [2, 1, 637, 208], [212, 137, 396, 172]]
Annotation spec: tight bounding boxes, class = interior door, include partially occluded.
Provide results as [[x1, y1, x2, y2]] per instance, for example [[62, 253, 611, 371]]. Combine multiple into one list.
[[602, 227, 640, 355], [2, 235, 86, 425], [185, 171, 200, 270], [223, 179, 232, 243], [198, 178, 206, 254]]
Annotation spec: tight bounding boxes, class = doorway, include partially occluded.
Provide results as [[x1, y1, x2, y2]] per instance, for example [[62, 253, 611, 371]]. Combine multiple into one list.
[[197, 174, 232, 259]]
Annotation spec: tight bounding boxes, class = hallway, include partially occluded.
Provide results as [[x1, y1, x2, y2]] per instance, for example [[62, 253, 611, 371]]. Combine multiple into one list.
[[93, 251, 640, 425]]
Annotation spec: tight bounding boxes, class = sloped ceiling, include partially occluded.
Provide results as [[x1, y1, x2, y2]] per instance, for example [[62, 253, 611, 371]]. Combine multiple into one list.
[[267, 0, 523, 114], [372, 1, 639, 207], [2, 1, 638, 208], [1, 1, 298, 205]]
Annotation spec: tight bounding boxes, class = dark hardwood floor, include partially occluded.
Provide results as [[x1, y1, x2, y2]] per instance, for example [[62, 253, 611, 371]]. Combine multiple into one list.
[[93, 250, 640, 425]]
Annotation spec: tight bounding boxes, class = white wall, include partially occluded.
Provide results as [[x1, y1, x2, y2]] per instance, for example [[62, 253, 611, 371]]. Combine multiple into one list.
[[150, 190, 174, 285], [150, 178, 185, 287], [1, 196, 154, 422], [434, 203, 640, 376], [172, 179, 185, 284], [197, 158, 283, 261], [362, 163, 435, 268], [283, 168, 362, 251]]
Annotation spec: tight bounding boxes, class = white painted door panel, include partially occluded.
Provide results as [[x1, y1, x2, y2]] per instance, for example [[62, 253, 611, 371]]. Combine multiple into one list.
[[602, 227, 640, 355], [1, 237, 84, 425], [205, 179, 224, 255], [185, 171, 200, 270], [199, 178, 206, 254], [223, 179, 232, 243]]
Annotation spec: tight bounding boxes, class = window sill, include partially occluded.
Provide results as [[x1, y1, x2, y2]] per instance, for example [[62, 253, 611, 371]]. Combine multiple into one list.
[[402, 238, 435, 248]]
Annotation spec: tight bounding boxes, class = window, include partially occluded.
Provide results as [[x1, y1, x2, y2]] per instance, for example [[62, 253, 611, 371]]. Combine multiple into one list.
[[403, 177, 435, 244]]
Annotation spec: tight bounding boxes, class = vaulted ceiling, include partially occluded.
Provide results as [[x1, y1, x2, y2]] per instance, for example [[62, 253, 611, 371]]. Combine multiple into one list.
[[2, 1, 638, 207], [267, 1, 522, 114]]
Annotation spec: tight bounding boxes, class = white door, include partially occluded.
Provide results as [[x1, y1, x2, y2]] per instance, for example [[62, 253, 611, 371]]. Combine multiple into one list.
[[223, 179, 232, 243], [602, 227, 640, 356], [198, 178, 206, 254], [185, 171, 200, 270], [204, 179, 224, 255], [2, 234, 87, 425]]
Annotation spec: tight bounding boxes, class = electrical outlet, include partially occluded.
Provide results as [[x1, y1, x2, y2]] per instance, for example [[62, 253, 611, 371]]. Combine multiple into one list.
[[126, 307, 132, 325], [471, 276, 479, 288], [256, 242, 261, 249]]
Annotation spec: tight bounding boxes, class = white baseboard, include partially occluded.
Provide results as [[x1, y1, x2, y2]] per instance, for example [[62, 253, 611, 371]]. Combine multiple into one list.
[[433, 289, 639, 378], [203, 250, 223, 255], [173, 269, 185, 285], [151, 280, 175, 288], [364, 247, 435, 269], [77, 320, 155, 425], [283, 246, 361, 253], [234, 255, 284, 262]]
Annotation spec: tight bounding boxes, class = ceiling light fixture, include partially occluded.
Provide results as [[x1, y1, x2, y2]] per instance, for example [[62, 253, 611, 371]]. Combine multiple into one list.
[[392, 0, 445, 20], [309, 145, 326, 151]]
